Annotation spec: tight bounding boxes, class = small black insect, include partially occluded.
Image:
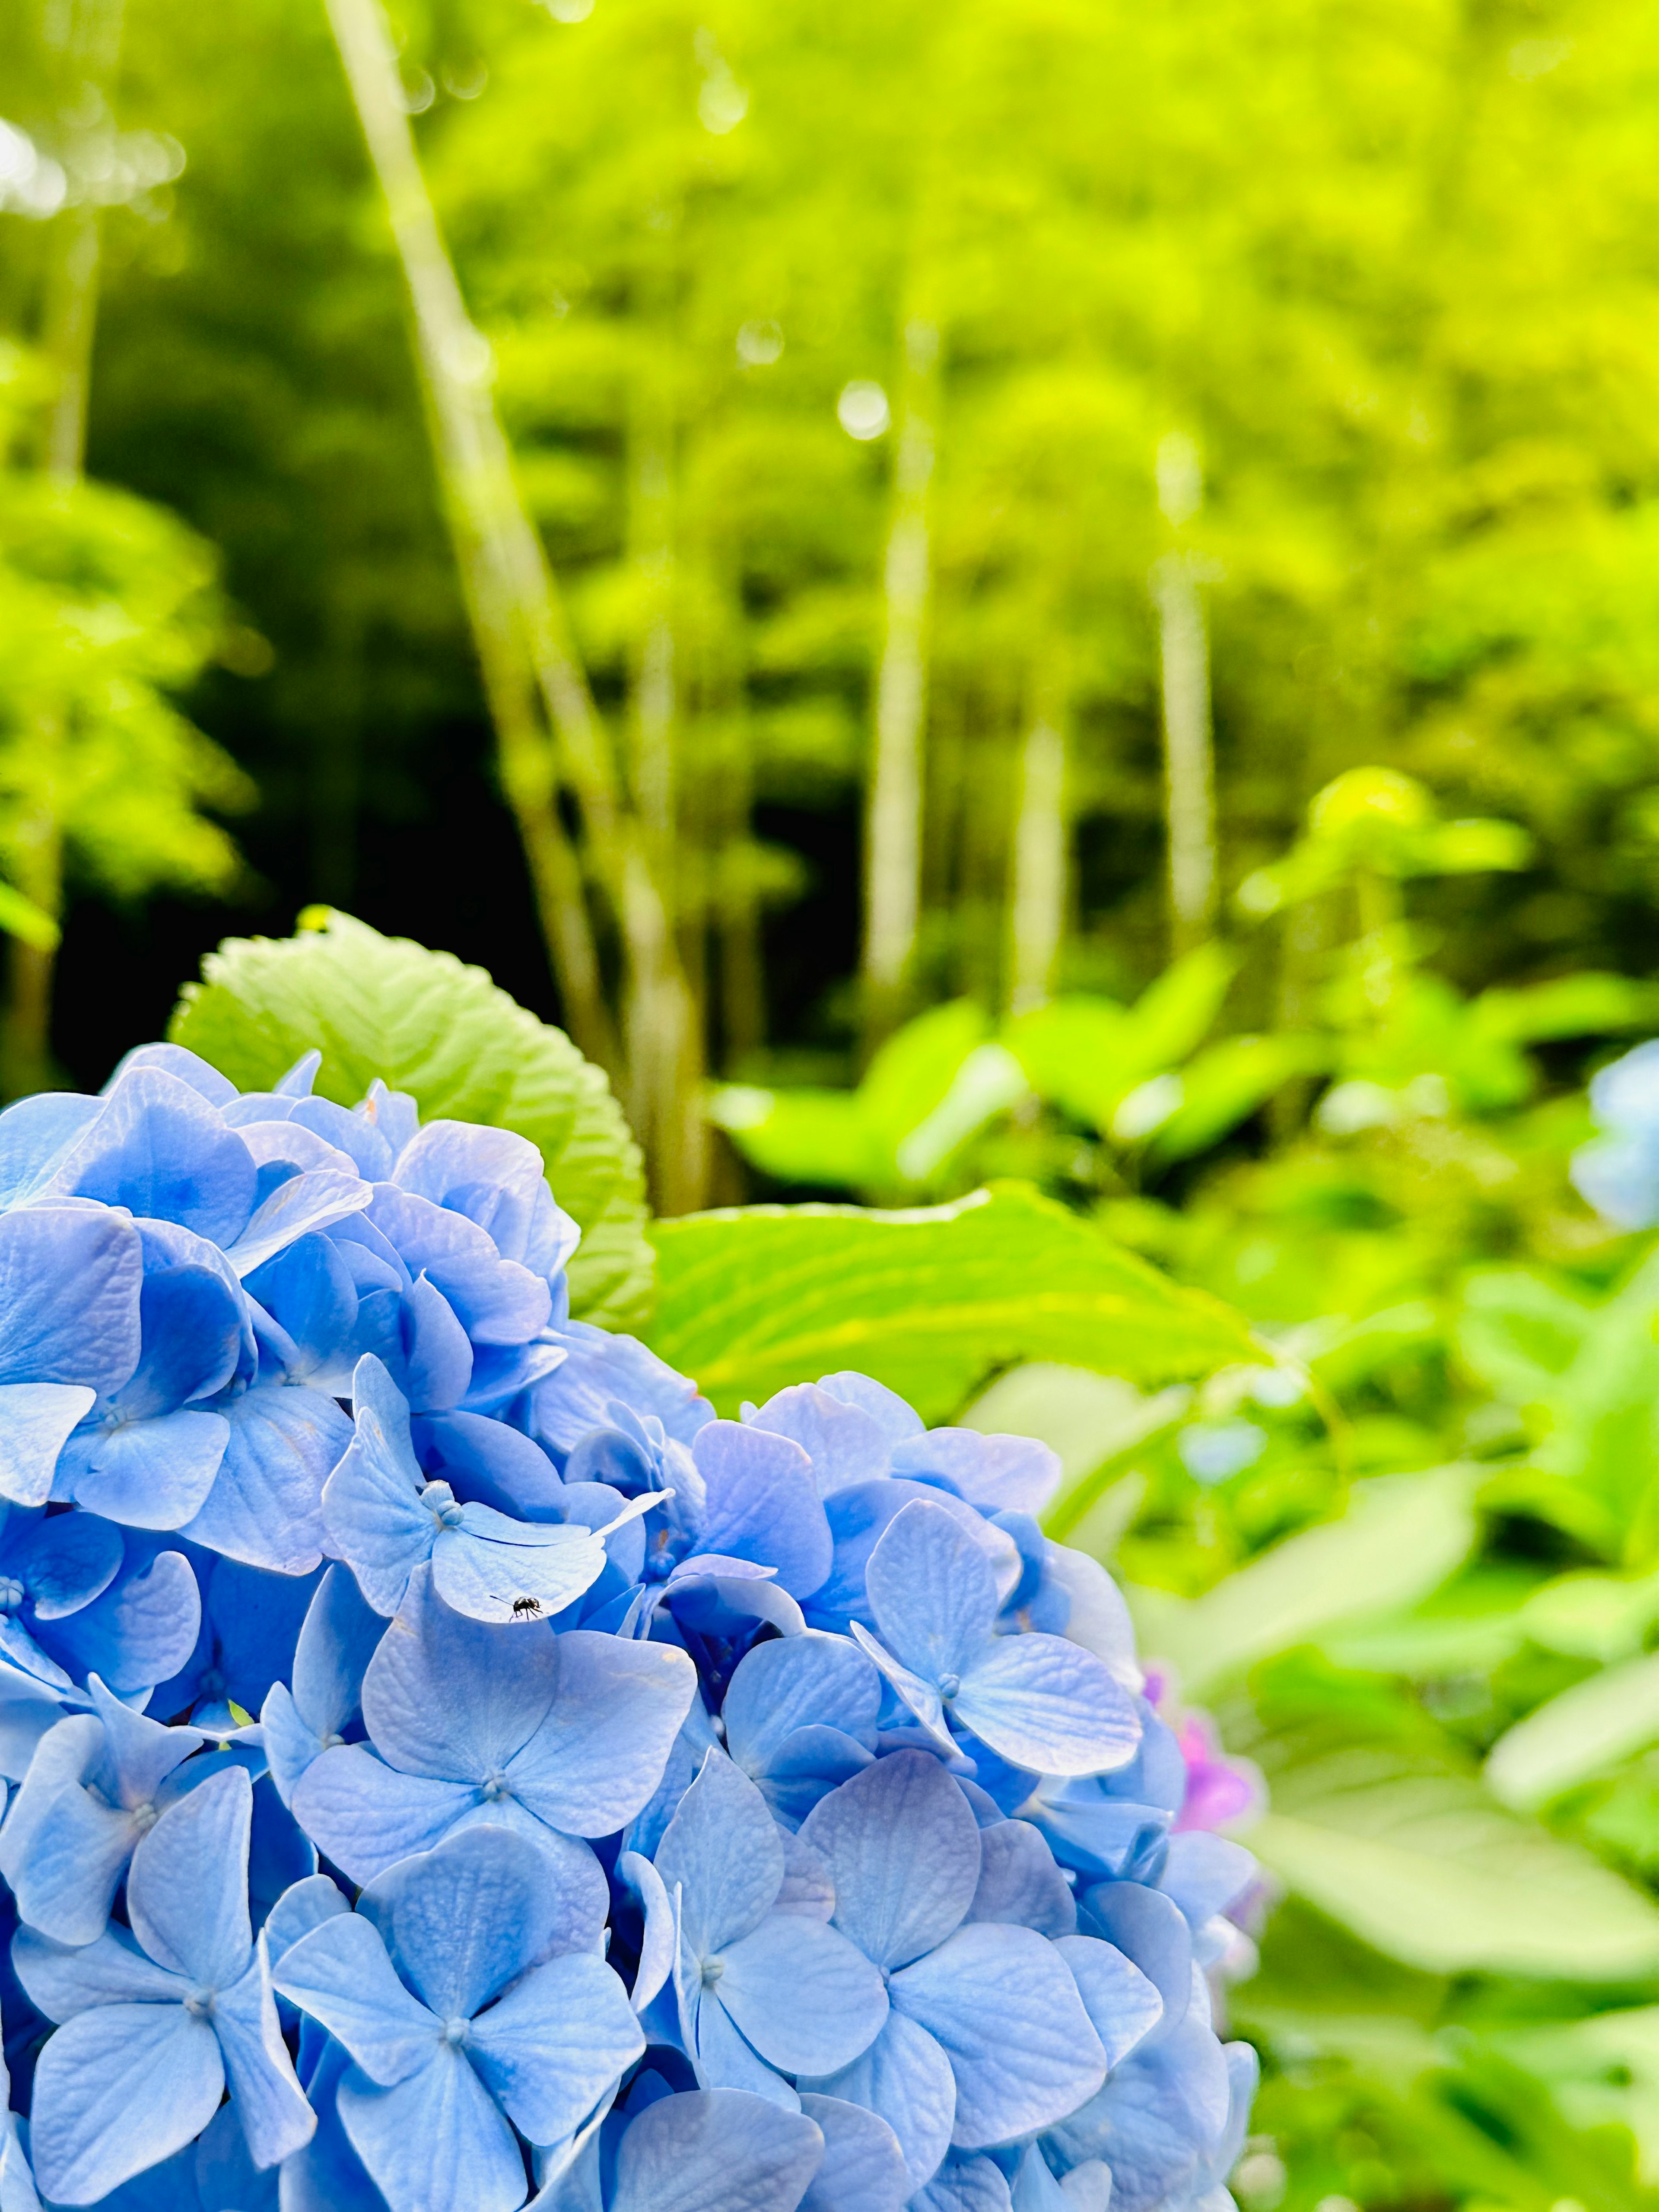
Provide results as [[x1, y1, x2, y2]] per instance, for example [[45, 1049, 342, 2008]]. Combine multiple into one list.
[[510, 1596, 542, 1619]]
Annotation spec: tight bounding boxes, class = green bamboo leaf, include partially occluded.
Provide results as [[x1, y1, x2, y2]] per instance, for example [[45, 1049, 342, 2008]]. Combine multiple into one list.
[[644, 1182, 1255, 1421], [168, 909, 651, 1327]]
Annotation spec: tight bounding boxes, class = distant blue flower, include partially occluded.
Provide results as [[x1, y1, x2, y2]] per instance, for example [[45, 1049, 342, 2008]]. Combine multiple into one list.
[[850, 1499, 1141, 1777], [538, 2082, 834, 2212], [648, 1749, 888, 2102], [0, 1674, 206, 1944], [273, 1824, 643, 2212], [1573, 1039, 1659, 1227], [796, 1751, 1120, 2191], [290, 1566, 695, 1888], [322, 1357, 650, 1622], [15, 1764, 313, 2203]]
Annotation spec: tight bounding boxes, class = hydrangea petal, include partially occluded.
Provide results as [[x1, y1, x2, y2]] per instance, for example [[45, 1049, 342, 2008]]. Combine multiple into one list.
[[13, 1923, 187, 2019], [361, 1569, 559, 1779], [361, 1825, 557, 2017], [745, 1386, 894, 1498], [1053, 1934, 1164, 2068], [0, 1206, 141, 1398], [125, 1766, 253, 1992], [339, 2044, 528, 2212], [182, 1386, 350, 1575], [797, 2094, 909, 2212], [721, 1634, 880, 1776], [212, 1947, 316, 2168], [865, 1503, 996, 1683], [655, 1751, 784, 1958], [1077, 1882, 1192, 2044], [954, 1633, 1141, 1778], [272, 1911, 441, 2087], [910, 2155, 1013, 2212], [966, 1821, 1077, 1939], [58, 1409, 229, 1529], [803, 2010, 955, 2195], [289, 1745, 476, 1883], [715, 1913, 889, 2078], [467, 1950, 644, 2146], [0, 1386, 96, 1510], [226, 1171, 371, 1279], [26, 2003, 223, 2206], [502, 1631, 695, 1836], [800, 1751, 981, 1973], [38, 1545, 201, 1696], [890, 1921, 1106, 2149], [49, 1068, 256, 1249], [692, 1424, 830, 1598], [608, 2089, 824, 2212]]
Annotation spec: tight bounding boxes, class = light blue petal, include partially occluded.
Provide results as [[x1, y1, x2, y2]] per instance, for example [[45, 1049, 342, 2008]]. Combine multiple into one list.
[[716, 1913, 888, 2078], [814, 1376, 923, 1446], [689, 1986, 800, 2106], [264, 2036, 385, 2212], [50, 1067, 256, 1248], [391, 1121, 569, 1274], [891, 1923, 1106, 2149], [801, 2010, 955, 2195], [339, 2043, 528, 2212], [105, 1044, 238, 1105], [226, 1170, 371, 1279], [118, 1262, 243, 1417], [6, 1777, 137, 1945], [797, 2094, 908, 2212], [182, 1386, 350, 1575], [889, 1430, 1061, 1516], [1054, 1934, 1164, 2068], [13, 1922, 186, 2019], [502, 1630, 696, 1837], [620, 1850, 677, 2013], [954, 1634, 1141, 1777], [1076, 1882, 1192, 2044], [845, 1625, 954, 1754], [756, 1726, 875, 1831], [417, 1410, 567, 1518], [528, 1323, 712, 1456], [245, 1233, 360, 1386], [610, 2089, 824, 2212], [864, 1503, 995, 1684], [27, 2003, 222, 2206], [692, 1424, 831, 1598], [359, 1824, 558, 2018], [261, 1871, 350, 1970], [965, 1821, 1076, 1939], [0, 1385, 95, 1510], [0, 1092, 105, 1210], [15, 1513, 122, 1619], [0, 1709, 100, 1884], [58, 1409, 229, 1529], [272, 1911, 439, 2086], [1042, 2016, 1231, 2212], [126, 1764, 253, 1990], [36, 1544, 200, 1697], [721, 1634, 881, 1775], [369, 1188, 550, 1345], [291, 1563, 385, 1741], [321, 1383, 432, 1618], [910, 2153, 1013, 2212], [361, 1567, 559, 1777], [1159, 1834, 1256, 1927], [433, 1511, 607, 1624], [259, 1688, 318, 1811], [192, 2098, 284, 2210], [0, 1205, 141, 1398], [89, 1672, 204, 1803], [468, 1950, 643, 2144], [799, 1751, 980, 1972], [655, 1751, 784, 1959], [397, 1274, 474, 1411], [745, 1385, 894, 1498], [289, 1744, 475, 1884], [213, 1944, 317, 2167]]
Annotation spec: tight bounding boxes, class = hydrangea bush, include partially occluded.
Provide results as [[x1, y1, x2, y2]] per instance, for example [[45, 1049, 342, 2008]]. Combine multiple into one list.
[[0, 1040, 1258, 2212]]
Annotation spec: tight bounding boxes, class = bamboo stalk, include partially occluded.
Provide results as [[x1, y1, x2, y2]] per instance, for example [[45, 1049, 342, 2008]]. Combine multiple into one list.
[[325, 0, 709, 1211], [1007, 659, 1069, 1014], [861, 315, 938, 1048], [1152, 434, 1218, 954]]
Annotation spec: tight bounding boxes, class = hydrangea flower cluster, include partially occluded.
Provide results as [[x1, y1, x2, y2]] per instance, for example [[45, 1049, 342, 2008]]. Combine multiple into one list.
[[1572, 1039, 1659, 1229], [0, 1044, 1258, 2212]]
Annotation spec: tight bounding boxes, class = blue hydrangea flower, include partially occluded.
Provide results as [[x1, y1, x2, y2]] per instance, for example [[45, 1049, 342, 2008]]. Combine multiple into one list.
[[1573, 1039, 1659, 1227], [0, 1511, 201, 1705], [322, 1357, 652, 1623], [15, 1764, 313, 2202], [273, 1824, 643, 2212], [716, 1632, 879, 1827], [0, 1203, 142, 1512], [647, 1750, 888, 2103], [849, 1499, 1140, 1777], [539, 2081, 831, 2212], [259, 1565, 385, 1807], [291, 1567, 695, 1888]]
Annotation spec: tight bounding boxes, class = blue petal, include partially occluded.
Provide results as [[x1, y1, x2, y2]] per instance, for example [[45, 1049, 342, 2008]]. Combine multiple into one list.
[[797, 2094, 908, 2212], [0, 1204, 141, 1397], [965, 1821, 1076, 1939], [292, 1563, 385, 1741], [227, 1170, 372, 1281], [1075, 1883, 1192, 2044], [692, 1424, 831, 1598], [754, 1726, 875, 1831], [715, 1914, 888, 2078], [321, 1362, 432, 1614], [104, 1045, 237, 1106], [1159, 1834, 1256, 1927], [846, 1626, 953, 1755], [655, 1751, 784, 1958], [361, 1567, 559, 1778], [865, 1502, 995, 1684], [35, 1543, 200, 1697], [433, 1508, 608, 1624], [529, 1323, 712, 1457], [800, 1751, 981, 1973], [51, 1068, 257, 1249], [685, 1986, 799, 2104], [120, 1263, 244, 1417], [213, 1946, 317, 2167], [955, 1634, 1141, 1778], [721, 1634, 880, 1777], [12, 1921, 185, 2019], [416, 1410, 567, 1518], [468, 1950, 644, 2145], [502, 1630, 696, 1837], [0, 1386, 96, 1510], [126, 1764, 253, 1990], [27, 2003, 222, 2205], [608, 2089, 825, 2212], [244, 1235, 360, 1389], [273, 1912, 440, 2086], [745, 1386, 895, 1498], [1053, 1935, 1164, 2070], [289, 1745, 474, 1884], [392, 1122, 573, 1277], [183, 1386, 351, 1574], [369, 1189, 550, 1345], [890, 1922, 1106, 2149], [910, 2153, 1013, 2212], [814, 1376, 923, 1446], [888, 1430, 1061, 1516], [801, 2010, 955, 2195], [1042, 2016, 1232, 2212], [339, 2043, 528, 2212], [261, 1872, 350, 1970], [397, 1273, 473, 1411], [0, 1092, 105, 1211], [14, 1511, 123, 1618], [56, 1409, 229, 1529], [5, 1771, 139, 1946], [620, 1851, 677, 2014], [360, 1824, 562, 2017]]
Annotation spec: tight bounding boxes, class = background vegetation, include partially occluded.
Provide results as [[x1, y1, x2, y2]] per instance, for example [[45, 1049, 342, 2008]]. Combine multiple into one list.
[[8, 0, 1659, 2207]]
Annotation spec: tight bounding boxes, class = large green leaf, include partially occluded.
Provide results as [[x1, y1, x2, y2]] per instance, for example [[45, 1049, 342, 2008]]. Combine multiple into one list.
[[644, 1182, 1256, 1421], [1133, 1468, 1479, 1696], [1485, 1652, 1659, 1812], [168, 910, 651, 1327]]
